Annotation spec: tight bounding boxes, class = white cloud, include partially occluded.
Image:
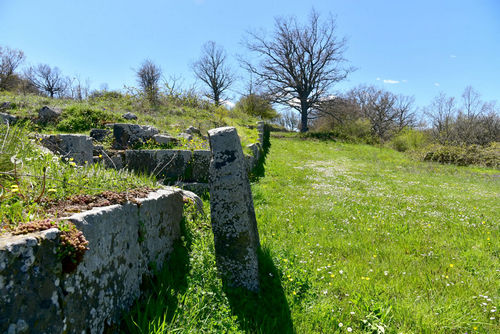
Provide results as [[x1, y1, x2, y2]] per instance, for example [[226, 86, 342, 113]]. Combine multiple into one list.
[[223, 100, 235, 108], [449, 54, 457, 58], [383, 79, 400, 84], [434, 82, 440, 87], [376, 77, 381, 81], [402, 79, 407, 83]]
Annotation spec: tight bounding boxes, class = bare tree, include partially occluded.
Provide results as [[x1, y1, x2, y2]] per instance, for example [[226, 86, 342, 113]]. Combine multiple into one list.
[[136, 59, 162, 105], [424, 92, 457, 144], [68, 75, 91, 100], [0, 46, 25, 91], [25, 64, 68, 98], [192, 41, 235, 106], [242, 9, 352, 132], [343, 86, 415, 140]]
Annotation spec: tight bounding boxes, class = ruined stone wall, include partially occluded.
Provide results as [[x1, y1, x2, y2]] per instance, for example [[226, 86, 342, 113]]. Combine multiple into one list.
[[0, 187, 184, 334]]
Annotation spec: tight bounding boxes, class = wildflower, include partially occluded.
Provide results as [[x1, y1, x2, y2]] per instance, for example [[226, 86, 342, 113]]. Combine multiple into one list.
[[449, 264, 454, 268], [69, 162, 77, 167], [98, 154, 103, 158], [350, 311, 355, 315], [347, 327, 353, 332], [47, 188, 57, 193], [292, 291, 296, 295], [10, 185, 19, 193], [338, 323, 343, 327], [373, 254, 377, 258]]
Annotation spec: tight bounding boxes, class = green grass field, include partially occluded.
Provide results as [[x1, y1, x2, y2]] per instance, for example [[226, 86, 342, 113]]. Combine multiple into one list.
[[125, 135, 499, 333]]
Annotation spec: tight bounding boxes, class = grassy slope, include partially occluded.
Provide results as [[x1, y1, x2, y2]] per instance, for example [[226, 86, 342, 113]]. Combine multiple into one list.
[[253, 136, 499, 333], [126, 135, 499, 333], [0, 91, 260, 148]]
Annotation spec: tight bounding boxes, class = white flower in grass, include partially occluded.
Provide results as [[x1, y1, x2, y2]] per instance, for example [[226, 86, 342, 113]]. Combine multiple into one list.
[[347, 327, 353, 332], [338, 323, 343, 327]]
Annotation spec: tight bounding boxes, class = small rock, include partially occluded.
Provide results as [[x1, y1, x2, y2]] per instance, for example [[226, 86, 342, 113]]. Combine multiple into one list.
[[178, 132, 193, 141], [153, 134, 179, 146], [185, 126, 201, 136], [0, 112, 17, 125], [38, 106, 61, 124], [122, 112, 137, 120]]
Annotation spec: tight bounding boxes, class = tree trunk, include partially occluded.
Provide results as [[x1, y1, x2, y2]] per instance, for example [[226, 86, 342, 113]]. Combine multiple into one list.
[[300, 101, 309, 132]]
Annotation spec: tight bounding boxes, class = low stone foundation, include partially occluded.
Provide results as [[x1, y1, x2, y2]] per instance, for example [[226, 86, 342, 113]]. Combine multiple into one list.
[[0, 187, 184, 334]]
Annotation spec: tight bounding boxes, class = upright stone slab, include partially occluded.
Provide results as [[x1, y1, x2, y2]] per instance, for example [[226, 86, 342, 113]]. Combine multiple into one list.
[[208, 127, 260, 292]]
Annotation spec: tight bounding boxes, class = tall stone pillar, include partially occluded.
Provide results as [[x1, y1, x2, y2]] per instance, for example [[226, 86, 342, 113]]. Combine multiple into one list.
[[208, 127, 260, 292]]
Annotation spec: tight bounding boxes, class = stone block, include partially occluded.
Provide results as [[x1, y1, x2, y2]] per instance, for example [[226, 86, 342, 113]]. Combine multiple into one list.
[[208, 127, 260, 292], [38, 106, 61, 124], [113, 123, 159, 149], [90, 128, 111, 142], [191, 150, 211, 182], [153, 134, 179, 146], [0, 229, 63, 334], [125, 150, 193, 182], [40, 134, 94, 165]]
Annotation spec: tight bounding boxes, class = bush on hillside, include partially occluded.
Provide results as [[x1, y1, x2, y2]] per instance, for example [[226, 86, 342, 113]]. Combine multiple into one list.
[[302, 118, 378, 144], [390, 128, 430, 152], [56, 105, 118, 132], [422, 142, 499, 168]]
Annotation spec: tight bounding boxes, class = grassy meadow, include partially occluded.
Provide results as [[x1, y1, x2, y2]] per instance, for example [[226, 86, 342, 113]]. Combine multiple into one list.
[[125, 135, 499, 333]]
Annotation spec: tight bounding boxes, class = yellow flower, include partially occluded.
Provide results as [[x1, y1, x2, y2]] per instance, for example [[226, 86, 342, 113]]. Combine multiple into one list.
[[449, 264, 454, 268], [99, 154, 103, 158], [47, 188, 57, 193], [292, 291, 296, 295], [373, 254, 377, 258]]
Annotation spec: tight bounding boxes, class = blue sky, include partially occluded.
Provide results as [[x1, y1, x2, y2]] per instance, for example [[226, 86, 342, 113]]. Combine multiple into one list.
[[1, 0, 499, 112]]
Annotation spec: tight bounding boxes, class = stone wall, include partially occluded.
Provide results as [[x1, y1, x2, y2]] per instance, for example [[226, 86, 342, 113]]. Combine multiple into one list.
[[39, 122, 271, 188], [0, 187, 184, 334]]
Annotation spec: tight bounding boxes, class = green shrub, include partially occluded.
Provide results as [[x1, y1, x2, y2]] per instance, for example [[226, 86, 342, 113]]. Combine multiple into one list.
[[422, 142, 499, 168], [304, 118, 377, 144], [390, 128, 429, 152], [56, 105, 118, 132]]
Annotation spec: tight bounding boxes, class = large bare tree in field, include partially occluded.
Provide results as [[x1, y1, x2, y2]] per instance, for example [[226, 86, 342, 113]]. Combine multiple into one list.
[[192, 41, 235, 106], [136, 59, 162, 105], [242, 9, 352, 132], [25, 64, 68, 98], [0, 46, 25, 91]]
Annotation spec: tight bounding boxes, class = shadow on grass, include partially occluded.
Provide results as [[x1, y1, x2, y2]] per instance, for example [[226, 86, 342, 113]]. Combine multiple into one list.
[[118, 217, 193, 333], [224, 247, 294, 334]]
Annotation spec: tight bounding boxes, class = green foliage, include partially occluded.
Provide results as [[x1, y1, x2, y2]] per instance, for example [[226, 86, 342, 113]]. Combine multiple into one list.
[[234, 94, 278, 120], [303, 118, 377, 144], [390, 127, 430, 152], [422, 142, 500, 168], [0, 124, 157, 230], [56, 105, 118, 132]]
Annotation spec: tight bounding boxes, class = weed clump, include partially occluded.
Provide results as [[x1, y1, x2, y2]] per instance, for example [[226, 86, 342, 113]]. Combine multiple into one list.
[[13, 219, 89, 273]]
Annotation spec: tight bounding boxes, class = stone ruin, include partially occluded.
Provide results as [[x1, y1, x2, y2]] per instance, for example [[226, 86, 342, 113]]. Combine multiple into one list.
[[1, 122, 270, 333], [38, 121, 269, 195]]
